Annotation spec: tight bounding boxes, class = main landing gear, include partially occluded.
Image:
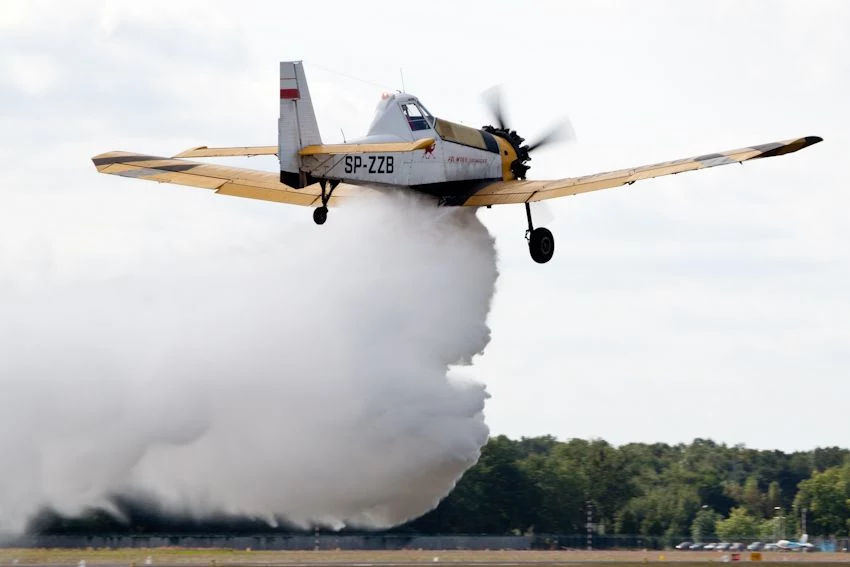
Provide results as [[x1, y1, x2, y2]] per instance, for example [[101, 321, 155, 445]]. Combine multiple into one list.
[[312, 206, 327, 225], [525, 202, 555, 264], [313, 180, 339, 225]]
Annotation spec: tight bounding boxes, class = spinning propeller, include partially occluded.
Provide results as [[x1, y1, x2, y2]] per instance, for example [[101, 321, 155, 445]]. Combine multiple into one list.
[[482, 86, 576, 179]]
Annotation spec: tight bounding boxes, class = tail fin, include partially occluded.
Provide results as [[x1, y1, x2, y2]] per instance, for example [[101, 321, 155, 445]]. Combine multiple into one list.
[[800, 534, 808, 544], [278, 61, 321, 188]]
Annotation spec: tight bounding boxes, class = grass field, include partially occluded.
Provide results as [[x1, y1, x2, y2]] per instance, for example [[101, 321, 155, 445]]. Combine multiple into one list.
[[2, 549, 850, 566]]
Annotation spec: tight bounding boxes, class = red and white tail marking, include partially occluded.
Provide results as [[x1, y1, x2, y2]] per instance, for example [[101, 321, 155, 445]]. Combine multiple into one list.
[[280, 75, 300, 100]]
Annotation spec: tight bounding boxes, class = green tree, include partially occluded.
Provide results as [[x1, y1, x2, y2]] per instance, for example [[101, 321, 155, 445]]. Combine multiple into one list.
[[519, 451, 585, 533], [813, 447, 850, 471], [758, 516, 783, 540], [691, 507, 721, 541], [516, 435, 558, 457], [615, 508, 639, 535], [741, 476, 763, 517], [794, 465, 850, 536], [766, 481, 782, 516], [716, 507, 760, 540]]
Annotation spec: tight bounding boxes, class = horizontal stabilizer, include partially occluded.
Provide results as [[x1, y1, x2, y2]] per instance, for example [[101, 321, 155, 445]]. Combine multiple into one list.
[[173, 146, 278, 158], [299, 138, 435, 156]]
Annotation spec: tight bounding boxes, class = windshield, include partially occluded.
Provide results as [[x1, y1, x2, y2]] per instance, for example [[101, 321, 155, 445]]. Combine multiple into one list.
[[401, 102, 432, 131]]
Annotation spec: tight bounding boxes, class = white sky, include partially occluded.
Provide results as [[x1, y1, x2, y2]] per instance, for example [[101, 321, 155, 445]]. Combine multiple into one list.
[[1, 0, 848, 451]]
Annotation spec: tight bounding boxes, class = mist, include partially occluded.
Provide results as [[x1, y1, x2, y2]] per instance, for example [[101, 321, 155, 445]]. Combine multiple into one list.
[[0, 193, 497, 533]]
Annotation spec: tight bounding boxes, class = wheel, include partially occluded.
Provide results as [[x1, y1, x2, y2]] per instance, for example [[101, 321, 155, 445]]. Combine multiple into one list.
[[528, 227, 555, 263], [313, 206, 328, 225]]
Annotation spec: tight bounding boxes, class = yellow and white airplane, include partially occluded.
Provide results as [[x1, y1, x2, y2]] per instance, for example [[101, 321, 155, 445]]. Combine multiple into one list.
[[93, 61, 822, 264]]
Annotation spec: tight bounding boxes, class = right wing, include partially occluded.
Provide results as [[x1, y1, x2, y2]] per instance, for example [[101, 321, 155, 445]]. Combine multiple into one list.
[[465, 135, 822, 206], [92, 151, 372, 206]]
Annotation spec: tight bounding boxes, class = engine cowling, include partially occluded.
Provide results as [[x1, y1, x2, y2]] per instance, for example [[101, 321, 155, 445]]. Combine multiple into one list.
[[482, 125, 531, 180]]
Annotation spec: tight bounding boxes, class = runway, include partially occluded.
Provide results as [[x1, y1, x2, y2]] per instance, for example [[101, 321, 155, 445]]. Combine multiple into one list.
[[3, 549, 850, 566]]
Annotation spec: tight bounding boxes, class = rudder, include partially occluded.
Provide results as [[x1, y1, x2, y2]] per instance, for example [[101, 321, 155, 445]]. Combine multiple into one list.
[[279, 61, 322, 188]]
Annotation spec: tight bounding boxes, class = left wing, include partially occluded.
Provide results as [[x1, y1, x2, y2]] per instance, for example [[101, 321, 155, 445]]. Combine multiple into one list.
[[464, 135, 822, 206], [92, 151, 371, 206]]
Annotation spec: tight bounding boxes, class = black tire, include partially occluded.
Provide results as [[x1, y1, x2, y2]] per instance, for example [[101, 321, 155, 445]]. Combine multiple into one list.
[[313, 206, 328, 225], [528, 227, 555, 263]]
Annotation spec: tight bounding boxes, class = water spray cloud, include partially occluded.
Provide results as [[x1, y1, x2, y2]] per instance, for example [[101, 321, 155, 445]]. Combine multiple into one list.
[[0, 194, 497, 532]]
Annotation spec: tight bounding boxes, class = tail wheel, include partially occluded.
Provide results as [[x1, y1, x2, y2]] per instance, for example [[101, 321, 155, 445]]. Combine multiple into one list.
[[528, 227, 555, 263], [313, 206, 328, 225]]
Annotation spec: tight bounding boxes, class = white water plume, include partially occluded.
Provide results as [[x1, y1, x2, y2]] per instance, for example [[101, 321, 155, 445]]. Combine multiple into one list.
[[0, 193, 497, 533]]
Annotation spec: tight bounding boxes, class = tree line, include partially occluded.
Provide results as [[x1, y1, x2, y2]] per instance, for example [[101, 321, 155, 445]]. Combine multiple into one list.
[[30, 436, 850, 540]]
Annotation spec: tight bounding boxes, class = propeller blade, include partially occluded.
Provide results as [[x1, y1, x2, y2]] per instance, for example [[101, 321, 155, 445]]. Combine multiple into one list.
[[482, 85, 508, 130], [526, 118, 577, 152]]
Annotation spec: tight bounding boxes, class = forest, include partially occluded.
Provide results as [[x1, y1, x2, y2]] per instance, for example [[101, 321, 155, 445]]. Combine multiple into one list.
[[31, 436, 850, 542]]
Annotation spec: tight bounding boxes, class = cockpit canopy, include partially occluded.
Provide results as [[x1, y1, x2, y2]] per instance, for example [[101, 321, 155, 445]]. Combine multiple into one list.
[[364, 93, 499, 156], [367, 93, 435, 139]]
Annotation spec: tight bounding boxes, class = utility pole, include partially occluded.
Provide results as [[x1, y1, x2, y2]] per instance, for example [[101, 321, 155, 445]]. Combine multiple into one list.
[[586, 501, 593, 551]]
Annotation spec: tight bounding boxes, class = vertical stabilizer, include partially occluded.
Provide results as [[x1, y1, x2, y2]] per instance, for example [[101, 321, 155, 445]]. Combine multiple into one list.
[[279, 61, 322, 188]]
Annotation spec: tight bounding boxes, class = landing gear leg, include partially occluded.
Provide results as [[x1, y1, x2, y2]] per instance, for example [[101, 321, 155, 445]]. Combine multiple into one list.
[[525, 202, 555, 264], [313, 180, 339, 226]]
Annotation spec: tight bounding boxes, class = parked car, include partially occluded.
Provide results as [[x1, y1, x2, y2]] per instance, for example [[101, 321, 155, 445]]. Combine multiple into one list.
[[764, 543, 778, 551], [715, 543, 732, 551], [690, 543, 705, 551], [703, 543, 717, 551], [747, 542, 764, 551], [675, 541, 693, 550], [730, 543, 746, 551]]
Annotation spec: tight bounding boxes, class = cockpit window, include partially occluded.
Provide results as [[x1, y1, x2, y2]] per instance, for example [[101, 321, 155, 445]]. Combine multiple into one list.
[[401, 102, 431, 131]]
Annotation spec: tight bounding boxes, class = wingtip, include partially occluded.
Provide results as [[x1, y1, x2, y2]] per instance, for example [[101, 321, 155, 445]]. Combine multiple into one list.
[[805, 135, 823, 145], [91, 151, 126, 171]]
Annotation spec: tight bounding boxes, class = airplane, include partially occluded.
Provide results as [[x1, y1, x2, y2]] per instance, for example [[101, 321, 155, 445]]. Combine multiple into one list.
[[92, 61, 822, 264], [776, 534, 815, 551]]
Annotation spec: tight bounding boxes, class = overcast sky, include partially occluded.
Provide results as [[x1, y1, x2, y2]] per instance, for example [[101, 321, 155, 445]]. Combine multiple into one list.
[[1, 0, 848, 451]]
